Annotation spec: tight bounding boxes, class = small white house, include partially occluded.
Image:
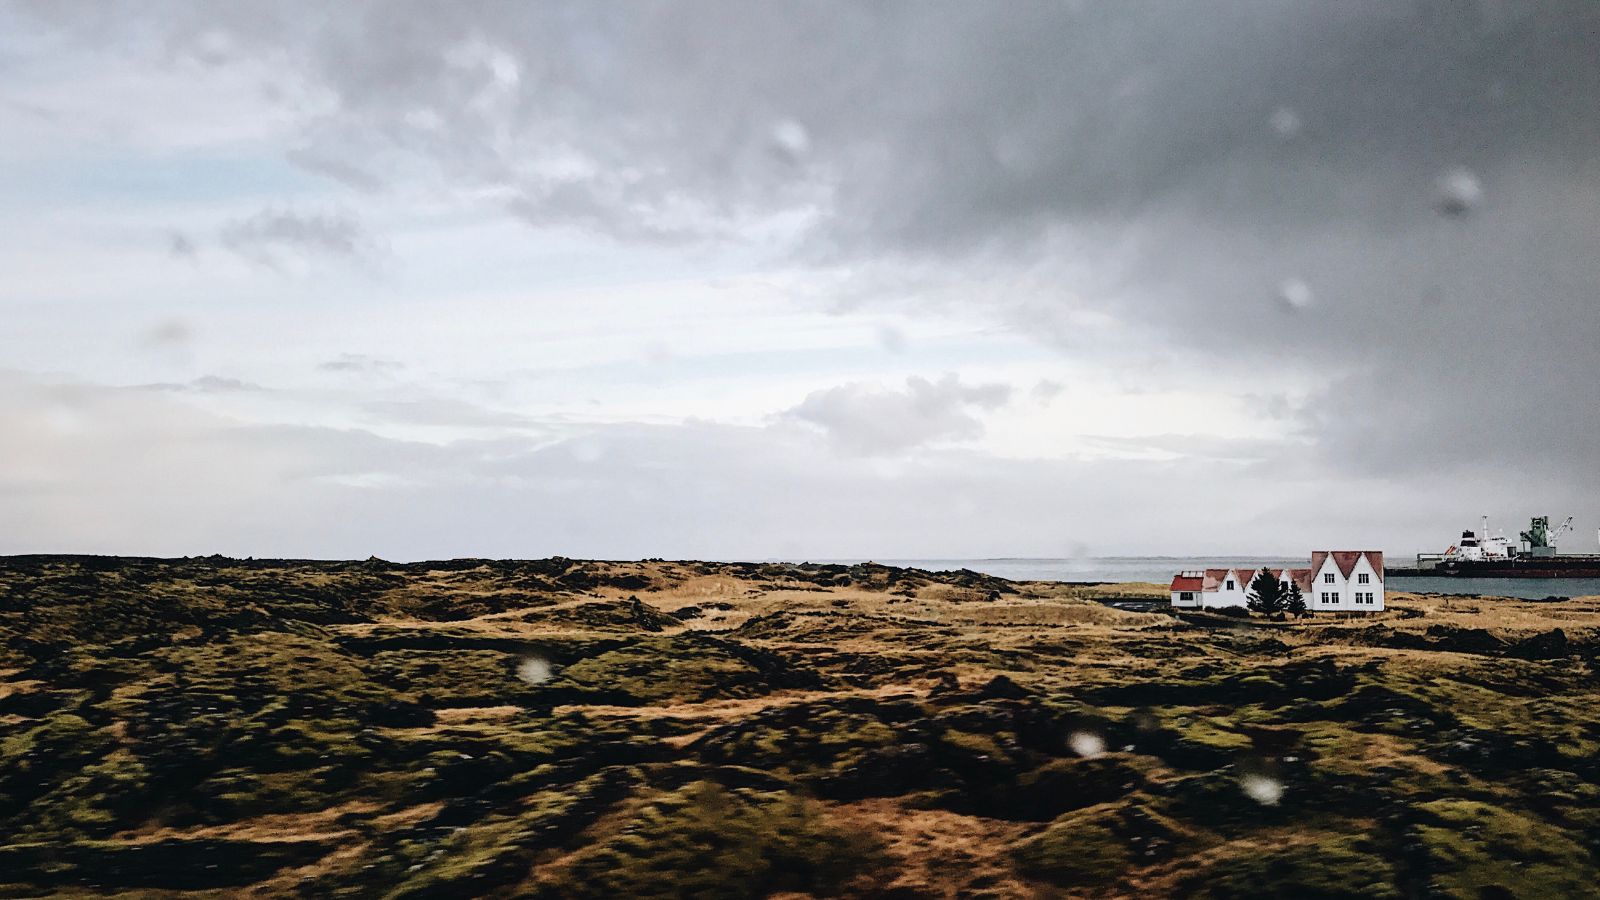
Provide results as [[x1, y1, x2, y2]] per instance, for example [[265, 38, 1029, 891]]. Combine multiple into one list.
[[1170, 551, 1384, 612]]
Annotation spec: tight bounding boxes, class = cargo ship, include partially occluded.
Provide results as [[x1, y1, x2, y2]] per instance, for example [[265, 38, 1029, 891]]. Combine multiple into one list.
[[1387, 515, 1600, 577]]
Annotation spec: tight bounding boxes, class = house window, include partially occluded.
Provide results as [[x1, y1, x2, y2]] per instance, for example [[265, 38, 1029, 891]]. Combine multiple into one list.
[[1321, 592, 1336, 604], [1354, 592, 1375, 605], [1323, 573, 1335, 584], [1225, 580, 1234, 590], [1358, 573, 1370, 584], [1180, 592, 1195, 602]]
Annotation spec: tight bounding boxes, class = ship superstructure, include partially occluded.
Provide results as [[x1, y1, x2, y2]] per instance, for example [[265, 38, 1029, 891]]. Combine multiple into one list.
[[1440, 515, 1513, 563]]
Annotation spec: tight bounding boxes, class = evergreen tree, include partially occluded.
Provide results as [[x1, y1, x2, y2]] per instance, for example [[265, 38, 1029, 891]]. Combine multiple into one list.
[[1246, 567, 1285, 617], [1285, 581, 1307, 618]]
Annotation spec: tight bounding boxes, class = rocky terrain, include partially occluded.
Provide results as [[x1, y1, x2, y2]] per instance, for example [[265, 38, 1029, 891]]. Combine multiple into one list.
[[2, 555, 1598, 898]]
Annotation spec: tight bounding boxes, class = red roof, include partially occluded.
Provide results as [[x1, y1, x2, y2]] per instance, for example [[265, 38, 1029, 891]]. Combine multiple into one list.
[[1363, 551, 1384, 581], [1176, 560, 1361, 595], [1312, 551, 1385, 582]]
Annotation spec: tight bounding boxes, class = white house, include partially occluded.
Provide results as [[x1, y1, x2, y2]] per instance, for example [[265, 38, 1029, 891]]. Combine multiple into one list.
[[1170, 551, 1384, 612]]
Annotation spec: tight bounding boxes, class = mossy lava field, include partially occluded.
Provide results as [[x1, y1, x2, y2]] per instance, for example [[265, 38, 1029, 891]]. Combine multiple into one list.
[[2, 556, 1599, 898]]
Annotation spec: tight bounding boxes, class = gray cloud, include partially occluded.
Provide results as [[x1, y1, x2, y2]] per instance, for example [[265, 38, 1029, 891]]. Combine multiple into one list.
[[6, 370, 1580, 560], [318, 353, 405, 376], [1030, 380, 1064, 403], [139, 319, 192, 348], [283, 146, 385, 193], [133, 375, 263, 393], [787, 374, 1011, 455], [166, 229, 198, 259], [219, 208, 375, 269]]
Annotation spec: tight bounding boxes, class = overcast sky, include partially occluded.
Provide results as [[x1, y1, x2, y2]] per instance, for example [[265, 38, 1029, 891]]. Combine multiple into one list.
[[2, 1, 1597, 561]]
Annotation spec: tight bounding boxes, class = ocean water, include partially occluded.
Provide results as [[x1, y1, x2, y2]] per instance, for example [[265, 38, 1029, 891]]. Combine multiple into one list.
[[807, 557, 1600, 600]]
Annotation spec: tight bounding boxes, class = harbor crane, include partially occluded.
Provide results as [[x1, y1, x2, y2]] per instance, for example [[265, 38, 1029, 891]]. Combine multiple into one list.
[[1520, 515, 1575, 555]]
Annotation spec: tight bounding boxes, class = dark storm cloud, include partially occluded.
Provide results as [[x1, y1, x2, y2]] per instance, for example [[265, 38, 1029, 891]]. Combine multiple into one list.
[[21, 0, 1600, 496]]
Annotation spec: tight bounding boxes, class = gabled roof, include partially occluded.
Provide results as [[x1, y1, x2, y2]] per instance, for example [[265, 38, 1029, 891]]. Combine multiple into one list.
[[1287, 567, 1313, 591], [1177, 554, 1380, 599], [1358, 551, 1384, 581], [1311, 551, 1385, 582]]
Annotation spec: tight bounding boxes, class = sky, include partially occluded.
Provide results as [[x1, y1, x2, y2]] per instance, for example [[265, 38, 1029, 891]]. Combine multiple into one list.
[[2, 0, 1598, 561]]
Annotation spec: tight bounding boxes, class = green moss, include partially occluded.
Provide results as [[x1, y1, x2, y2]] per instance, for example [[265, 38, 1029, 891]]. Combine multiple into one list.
[[14, 749, 153, 839], [690, 699, 913, 792], [376, 771, 633, 899], [1015, 817, 1131, 886], [0, 836, 338, 890], [543, 635, 816, 705], [1180, 831, 1400, 899], [1412, 799, 1599, 899], [0, 711, 134, 836], [1148, 711, 1250, 748], [531, 781, 879, 899]]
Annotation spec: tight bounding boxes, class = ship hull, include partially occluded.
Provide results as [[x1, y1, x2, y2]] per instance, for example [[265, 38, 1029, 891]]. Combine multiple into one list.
[[1388, 556, 1600, 578]]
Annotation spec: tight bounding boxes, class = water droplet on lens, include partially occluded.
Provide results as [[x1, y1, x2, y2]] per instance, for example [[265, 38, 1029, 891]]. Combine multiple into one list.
[[1069, 730, 1106, 758], [1434, 166, 1483, 217], [1277, 278, 1314, 311], [517, 656, 552, 684], [1269, 106, 1302, 139], [769, 119, 811, 164], [1240, 773, 1284, 805]]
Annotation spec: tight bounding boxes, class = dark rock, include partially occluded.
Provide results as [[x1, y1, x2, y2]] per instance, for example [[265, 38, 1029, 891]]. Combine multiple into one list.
[[977, 674, 1030, 700], [1509, 628, 1569, 660]]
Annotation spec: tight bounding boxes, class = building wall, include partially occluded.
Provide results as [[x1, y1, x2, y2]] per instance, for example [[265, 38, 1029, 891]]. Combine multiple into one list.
[[1312, 556, 1344, 610], [1202, 569, 1251, 609], [1310, 554, 1385, 612], [1350, 554, 1385, 611]]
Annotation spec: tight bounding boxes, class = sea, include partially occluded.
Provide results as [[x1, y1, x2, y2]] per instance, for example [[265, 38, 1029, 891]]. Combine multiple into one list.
[[803, 557, 1600, 601]]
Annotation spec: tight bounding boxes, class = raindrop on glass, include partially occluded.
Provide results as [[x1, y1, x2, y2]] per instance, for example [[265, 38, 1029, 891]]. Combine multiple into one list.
[[1069, 730, 1106, 758], [1277, 278, 1314, 312], [769, 119, 811, 164], [1434, 166, 1483, 218], [1269, 106, 1302, 139], [516, 656, 553, 684], [1240, 773, 1284, 805]]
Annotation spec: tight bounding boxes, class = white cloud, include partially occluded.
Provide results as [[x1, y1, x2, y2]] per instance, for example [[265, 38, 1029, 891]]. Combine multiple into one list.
[[787, 374, 1012, 455]]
